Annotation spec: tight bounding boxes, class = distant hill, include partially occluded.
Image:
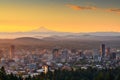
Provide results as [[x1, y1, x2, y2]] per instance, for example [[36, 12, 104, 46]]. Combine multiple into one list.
[[12, 37, 45, 46], [0, 32, 120, 49], [15, 37, 41, 41]]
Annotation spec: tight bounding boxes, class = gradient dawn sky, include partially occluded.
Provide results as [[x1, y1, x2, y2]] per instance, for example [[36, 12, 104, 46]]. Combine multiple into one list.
[[0, 0, 120, 32]]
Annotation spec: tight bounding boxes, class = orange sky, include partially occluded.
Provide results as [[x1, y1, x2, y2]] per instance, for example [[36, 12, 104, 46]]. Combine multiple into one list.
[[0, 0, 120, 32]]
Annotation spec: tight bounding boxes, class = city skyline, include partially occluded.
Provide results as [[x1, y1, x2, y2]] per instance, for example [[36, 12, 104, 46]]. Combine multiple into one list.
[[0, 1, 120, 79], [0, 0, 120, 33]]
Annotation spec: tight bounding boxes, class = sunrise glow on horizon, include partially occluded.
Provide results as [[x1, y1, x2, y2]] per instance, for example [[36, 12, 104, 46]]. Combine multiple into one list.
[[0, 0, 120, 33]]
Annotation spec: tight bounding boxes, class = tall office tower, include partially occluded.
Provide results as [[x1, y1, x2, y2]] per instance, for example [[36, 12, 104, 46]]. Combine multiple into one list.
[[110, 52, 116, 59], [100, 44, 105, 58], [106, 47, 110, 57], [0, 50, 3, 61], [52, 48, 59, 59], [62, 49, 68, 61], [10, 45, 15, 59]]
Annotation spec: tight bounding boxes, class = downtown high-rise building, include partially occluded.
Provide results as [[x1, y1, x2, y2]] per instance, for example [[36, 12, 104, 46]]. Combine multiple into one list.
[[100, 44, 105, 58], [106, 47, 110, 57], [52, 48, 59, 59], [9, 45, 15, 59]]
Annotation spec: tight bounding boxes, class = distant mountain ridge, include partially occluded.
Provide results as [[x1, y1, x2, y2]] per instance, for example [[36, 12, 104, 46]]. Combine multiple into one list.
[[0, 36, 120, 49], [0, 27, 120, 39]]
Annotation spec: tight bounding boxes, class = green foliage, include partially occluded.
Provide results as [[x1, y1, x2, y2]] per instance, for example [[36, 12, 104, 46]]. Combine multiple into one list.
[[0, 66, 120, 80]]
